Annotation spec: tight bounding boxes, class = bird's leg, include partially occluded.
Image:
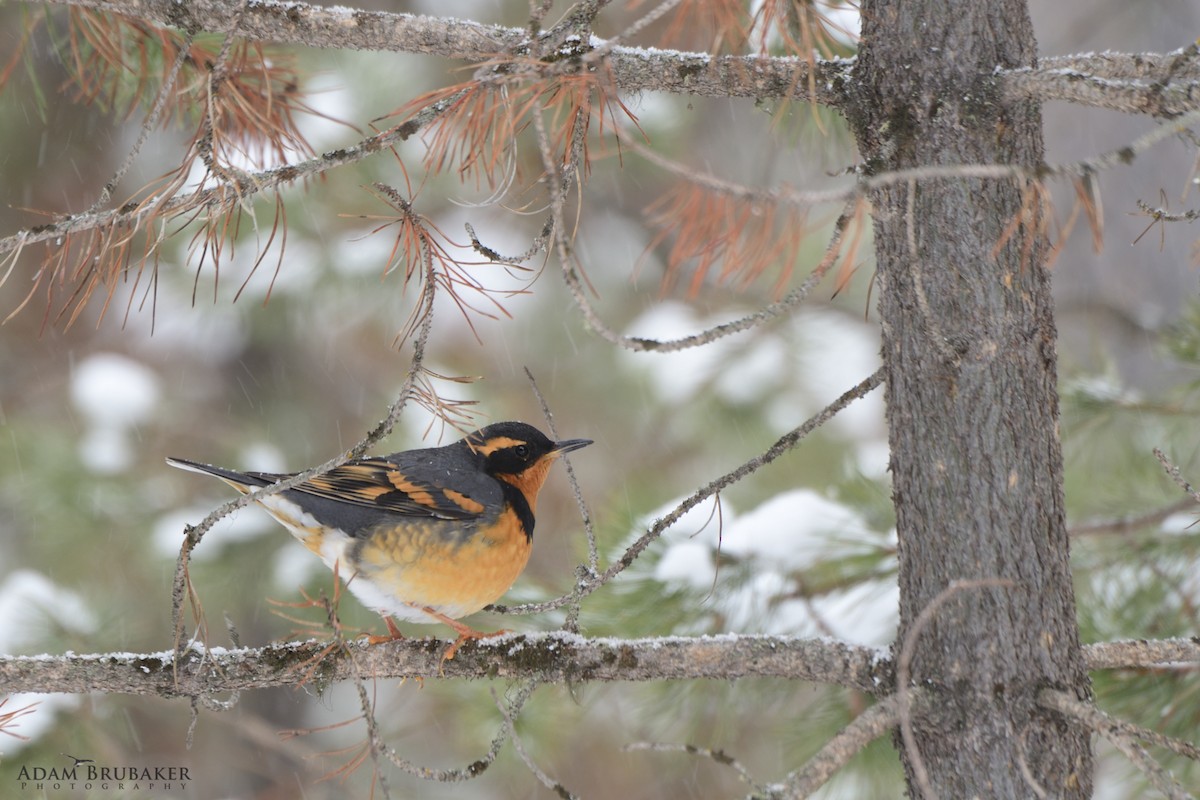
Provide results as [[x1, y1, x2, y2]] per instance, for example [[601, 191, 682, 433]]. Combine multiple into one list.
[[412, 605, 511, 667], [362, 615, 405, 645]]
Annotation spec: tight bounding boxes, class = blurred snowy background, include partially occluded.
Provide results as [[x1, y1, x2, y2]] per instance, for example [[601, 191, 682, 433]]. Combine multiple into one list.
[[1, 0, 1198, 797]]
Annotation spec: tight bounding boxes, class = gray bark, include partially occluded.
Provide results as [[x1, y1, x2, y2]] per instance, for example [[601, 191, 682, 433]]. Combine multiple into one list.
[[850, 0, 1094, 797]]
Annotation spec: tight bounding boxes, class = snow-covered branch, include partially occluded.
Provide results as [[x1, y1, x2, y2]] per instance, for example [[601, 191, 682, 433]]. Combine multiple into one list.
[[44, 0, 852, 105], [43, 0, 1200, 117], [0, 634, 890, 697], [2, 635, 1195, 700]]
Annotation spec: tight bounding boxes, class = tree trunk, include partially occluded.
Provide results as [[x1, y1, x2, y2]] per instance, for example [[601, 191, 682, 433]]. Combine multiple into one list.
[[849, 1, 1094, 797]]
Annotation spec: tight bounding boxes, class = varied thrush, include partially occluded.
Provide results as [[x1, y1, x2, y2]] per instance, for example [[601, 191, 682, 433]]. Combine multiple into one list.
[[167, 421, 591, 648]]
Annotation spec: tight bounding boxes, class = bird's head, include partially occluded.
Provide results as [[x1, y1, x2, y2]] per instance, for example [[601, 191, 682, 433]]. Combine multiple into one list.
[[465, 421, 592, 508]]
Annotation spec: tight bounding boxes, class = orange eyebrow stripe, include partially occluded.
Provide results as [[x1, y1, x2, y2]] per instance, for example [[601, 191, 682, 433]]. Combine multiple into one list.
[[442, 488, 485, 514], [471, 436, 523, 456]]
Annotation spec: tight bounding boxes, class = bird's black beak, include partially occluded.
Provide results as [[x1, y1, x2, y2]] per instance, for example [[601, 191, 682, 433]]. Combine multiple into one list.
[[553, 438, 593, 455]]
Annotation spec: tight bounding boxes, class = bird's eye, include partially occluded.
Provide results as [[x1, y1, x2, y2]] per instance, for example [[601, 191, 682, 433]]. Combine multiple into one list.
[[514, 444, 530, 459]]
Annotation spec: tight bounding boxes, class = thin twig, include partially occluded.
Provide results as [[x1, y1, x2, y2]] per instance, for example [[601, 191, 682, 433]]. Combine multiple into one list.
[[1046, 696, 1199, 762], [0, 86, 473, 257], [584, 0, 683, 62], [314, 591, 394, 800], [565, 193, 859, 353], [647, 104, 1200, 206], [86, 26, 198, 213], [524, 366, 597, 571], [623, 741, 771, 796], [1069, 496, 1197, 537], [1038, 689, 1197, 800], [381, 681, 537, 781], [1154, 448, 1200, 504], [493, 683, 575, 799], [522, 367, 596, 634], [775, 693, 902, 799], [491, 368, 885, 618], [169, 195, 442, 668], [350, 679, 393, 799]]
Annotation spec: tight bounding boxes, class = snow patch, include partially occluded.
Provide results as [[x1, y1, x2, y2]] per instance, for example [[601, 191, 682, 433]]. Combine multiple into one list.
[[0, 569, 98, 654], [71, 353, 160, 427], [70, 353, 161, 473], [152, 505, 275, 560], [642, 491, 897, 646]]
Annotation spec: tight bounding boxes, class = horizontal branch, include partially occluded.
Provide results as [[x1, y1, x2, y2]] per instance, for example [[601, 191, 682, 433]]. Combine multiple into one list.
[[45, 0, 851, 106], [1038, 50, 1200, 82], [1000, 44, 1200, 115], [1068, 497, 1197, 537], [1082, 637, 1200, 671], [47, 0, 1200, 116], [7, 2, 1191, 265], [48, 0, 525, 56], [0, 633, 891, 698], [1000, 68, 1200, 117], [2, 634, 1196, 700]]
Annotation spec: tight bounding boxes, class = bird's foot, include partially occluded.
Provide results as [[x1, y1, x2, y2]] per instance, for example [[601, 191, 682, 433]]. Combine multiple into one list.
[[361, 615, 406, 645], [408, 605, 510, 673]]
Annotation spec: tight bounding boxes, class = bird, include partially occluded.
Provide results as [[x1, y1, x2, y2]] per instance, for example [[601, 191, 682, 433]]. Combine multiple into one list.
[[167, 421, 591, 653]]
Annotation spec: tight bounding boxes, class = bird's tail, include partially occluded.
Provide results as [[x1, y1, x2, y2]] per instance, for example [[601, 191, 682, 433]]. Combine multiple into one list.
[[165, 456, 276, 494]]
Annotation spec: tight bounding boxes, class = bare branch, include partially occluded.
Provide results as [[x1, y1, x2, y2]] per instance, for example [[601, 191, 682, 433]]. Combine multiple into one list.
[[631, 104, 1200, 221], [575, 196, 858, 353], [0, 87, 469, 258], [1154, 447, 1200, 504], [774, 693, 901, 799], [42, 0, 1200, 119], [622, 741, 771, 795], [1069, 497, 1197, 537], [0, 634, 890, 697], [1083, 638, 1200, 671], [44, 0, 851, 104], [1001, 71, 1200, 117], [1046, 695, 1200, 763], [1038, 689, 1197, 800], [85, 17, 197, 212], [374, 680, 537, 782], [1135, 198, 1200, 225], [45, 0, 525, 57], [493, 683, 576, 799], [3, 635, 1196, 727], [523, 367, 597, 635], [1037, 49, 1200, 82], [490, 367, 887, 618], [1002, 44, 1200, 116]]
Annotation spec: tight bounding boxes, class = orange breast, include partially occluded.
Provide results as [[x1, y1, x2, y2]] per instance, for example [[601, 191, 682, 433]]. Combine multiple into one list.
[[347, 510, 532, 621]]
